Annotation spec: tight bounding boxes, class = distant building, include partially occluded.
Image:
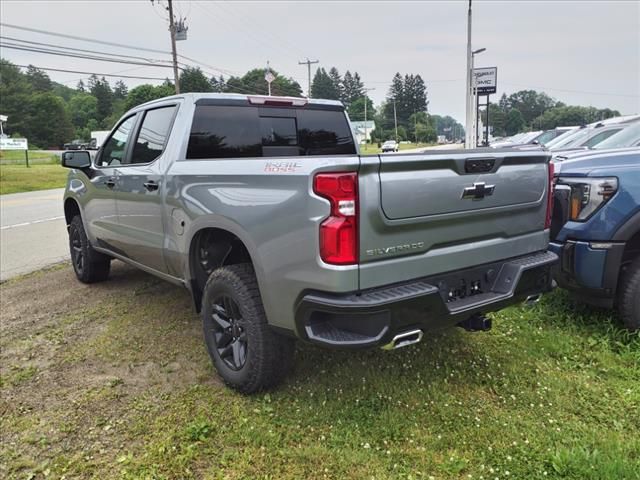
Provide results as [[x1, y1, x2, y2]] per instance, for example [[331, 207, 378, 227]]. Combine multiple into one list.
[[351, 121, 376, 144]]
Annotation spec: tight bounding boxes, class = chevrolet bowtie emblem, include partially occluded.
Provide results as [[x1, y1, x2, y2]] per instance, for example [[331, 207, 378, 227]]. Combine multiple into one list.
[[462, 182, 495, 200]]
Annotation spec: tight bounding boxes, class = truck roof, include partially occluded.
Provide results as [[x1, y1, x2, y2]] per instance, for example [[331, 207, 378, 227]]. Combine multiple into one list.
[[136, 92, 344, 110]]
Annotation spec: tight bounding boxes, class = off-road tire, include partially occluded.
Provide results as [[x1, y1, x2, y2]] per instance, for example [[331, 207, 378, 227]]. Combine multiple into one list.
[[202, 264, 295, 394], [68, 215, 111, 283], [618, 256, 640, 331]]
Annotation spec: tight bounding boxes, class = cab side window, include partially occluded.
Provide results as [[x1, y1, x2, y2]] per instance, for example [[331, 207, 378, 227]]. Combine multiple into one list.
[[99, 116, 136, 167], [129, 106, 177, 165]]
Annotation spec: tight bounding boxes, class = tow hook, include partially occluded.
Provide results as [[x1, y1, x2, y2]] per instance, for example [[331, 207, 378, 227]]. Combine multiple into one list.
[[457, 313, 492, 332]]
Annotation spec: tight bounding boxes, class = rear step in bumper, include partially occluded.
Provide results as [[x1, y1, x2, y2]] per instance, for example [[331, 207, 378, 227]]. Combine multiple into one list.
[[295, 250, 557, 349]]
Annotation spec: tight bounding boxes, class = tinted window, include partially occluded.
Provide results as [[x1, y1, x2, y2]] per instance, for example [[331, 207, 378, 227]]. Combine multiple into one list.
[[297, 109, 356, 155], [186, 105, 356, 159], [130, 106, 177, 164], [187, 106, 261, 159], [261, 116, 297, 146], [99, 116, 136, 166]]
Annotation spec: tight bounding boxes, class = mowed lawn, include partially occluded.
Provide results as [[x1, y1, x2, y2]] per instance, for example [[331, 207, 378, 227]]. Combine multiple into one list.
[[1, 262, 638, 479], [0, 163, 68, 195]]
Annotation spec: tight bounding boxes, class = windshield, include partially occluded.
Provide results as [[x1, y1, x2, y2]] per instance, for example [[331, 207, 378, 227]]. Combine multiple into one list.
[[534, 130, 558, 146], [594, 123, 640, 149], [549, 129, 591, 150], [545, 128, 580, 149]]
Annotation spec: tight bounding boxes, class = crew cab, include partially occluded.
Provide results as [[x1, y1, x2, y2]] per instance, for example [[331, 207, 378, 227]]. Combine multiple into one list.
[[61, 93, 557, 393], [550, 148, 640, 330]]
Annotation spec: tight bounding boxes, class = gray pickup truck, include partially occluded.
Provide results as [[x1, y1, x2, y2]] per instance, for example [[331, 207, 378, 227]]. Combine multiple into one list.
[[61, 93, 557, 393]]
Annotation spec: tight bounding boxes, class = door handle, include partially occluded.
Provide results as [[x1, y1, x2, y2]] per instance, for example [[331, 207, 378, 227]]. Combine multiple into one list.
[[143, 181, 159, 191], [105, 177, 116, 188]]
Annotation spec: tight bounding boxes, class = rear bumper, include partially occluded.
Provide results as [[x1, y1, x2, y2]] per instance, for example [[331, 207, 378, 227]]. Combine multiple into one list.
[[295, 250, 557, 349], [549, 240, 625, 308]]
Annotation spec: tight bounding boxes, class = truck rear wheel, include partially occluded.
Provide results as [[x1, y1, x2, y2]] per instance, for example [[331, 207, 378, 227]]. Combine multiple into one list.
[[618, 256, 640, 331], [68, 215, 111, 283], [202, 264, 294, 393]]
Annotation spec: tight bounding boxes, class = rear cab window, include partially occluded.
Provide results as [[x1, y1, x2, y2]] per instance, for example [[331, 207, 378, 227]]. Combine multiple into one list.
[[186, 101, 356, 159]]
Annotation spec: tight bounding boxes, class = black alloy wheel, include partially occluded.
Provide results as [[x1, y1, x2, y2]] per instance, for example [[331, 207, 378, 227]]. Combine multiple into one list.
[[210, 295, 247, 370]]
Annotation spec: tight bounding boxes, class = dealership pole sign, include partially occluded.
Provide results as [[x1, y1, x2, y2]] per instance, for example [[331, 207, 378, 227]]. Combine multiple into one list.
[[472, 67, 497, 147], [473, 67, 497, 95]]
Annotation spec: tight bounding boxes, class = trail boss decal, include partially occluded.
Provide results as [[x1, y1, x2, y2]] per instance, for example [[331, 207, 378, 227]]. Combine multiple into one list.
[[264, 161, 301, 173], [366, 242, 425, 257]]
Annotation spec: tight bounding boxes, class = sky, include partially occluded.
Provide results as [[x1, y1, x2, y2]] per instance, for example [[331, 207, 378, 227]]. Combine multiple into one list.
[[1, 0, 639, 122]]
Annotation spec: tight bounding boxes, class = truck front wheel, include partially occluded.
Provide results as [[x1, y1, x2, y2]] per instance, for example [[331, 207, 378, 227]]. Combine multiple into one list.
[[618, 256, 640, 331], [202, 264, 294, 393], [68, 215, 111, 283]]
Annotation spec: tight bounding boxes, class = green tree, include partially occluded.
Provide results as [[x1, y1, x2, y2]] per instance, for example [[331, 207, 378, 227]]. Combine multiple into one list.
[[27, 92, 74, 147], [210, 75, 226, 92], [25, 65, 52, 92], [342, 70, 364, 105], [311, 68, 338, 99], [67, 93, 98, 134], [225, 68, 302, 97], [503, 90, 558, 127], [347, 96, 375, 122], [328, 67, 343, 101], [113, 80, 128, 100], [0, 59, 33, 137], [77, 80, 86, 92], [89, 76, 113, 127], [124, 84, 175, 111], [179, 67, 212, 93], [504, 108, 526, 136]]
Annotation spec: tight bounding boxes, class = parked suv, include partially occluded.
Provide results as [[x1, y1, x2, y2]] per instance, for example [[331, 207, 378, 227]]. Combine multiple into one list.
[[61, 93, 557, 393], [550, 149, 639, 330]]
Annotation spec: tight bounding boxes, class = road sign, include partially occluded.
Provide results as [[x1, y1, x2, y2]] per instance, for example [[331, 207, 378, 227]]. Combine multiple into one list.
[[265, 70, 275, 84], [473, 67, 497, 95], [0, 137, 28, 150]]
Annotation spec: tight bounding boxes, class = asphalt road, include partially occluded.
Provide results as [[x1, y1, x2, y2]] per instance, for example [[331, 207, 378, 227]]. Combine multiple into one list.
[[0, 188, 68, 281]]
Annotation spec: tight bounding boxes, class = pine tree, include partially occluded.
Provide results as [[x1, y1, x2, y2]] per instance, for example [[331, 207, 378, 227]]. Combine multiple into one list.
[[328, 67, 343, 101], [113, 80, 128, 100], [311, 68, 337, 99], [77, 80, 86, 92], [342, 70, 365, 105]]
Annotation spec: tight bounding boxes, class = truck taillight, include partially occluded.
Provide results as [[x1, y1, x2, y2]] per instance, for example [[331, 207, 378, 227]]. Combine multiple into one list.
[[313, 172, 358, 265], [545, 162, 555, 230]]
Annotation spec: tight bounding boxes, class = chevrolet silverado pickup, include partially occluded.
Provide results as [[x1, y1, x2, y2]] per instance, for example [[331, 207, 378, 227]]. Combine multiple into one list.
[[61, 93, 557, 393]]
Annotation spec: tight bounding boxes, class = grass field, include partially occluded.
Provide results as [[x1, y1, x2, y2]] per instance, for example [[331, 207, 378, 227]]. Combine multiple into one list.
[[0, 163, 68, 195], [0, 150, 60, 165], [1, 262, 638, 479]]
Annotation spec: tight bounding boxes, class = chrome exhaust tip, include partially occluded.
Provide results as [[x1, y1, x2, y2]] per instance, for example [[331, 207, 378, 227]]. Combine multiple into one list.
[[381, 329, 423, 350], [524, 293, 542, 305]]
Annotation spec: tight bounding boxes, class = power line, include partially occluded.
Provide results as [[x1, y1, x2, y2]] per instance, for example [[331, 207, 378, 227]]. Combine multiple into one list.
[[0, 42, 177, 69], [0, 22, 171, 55], [0, 35, 174, 65], [10, 63, 168, 80]]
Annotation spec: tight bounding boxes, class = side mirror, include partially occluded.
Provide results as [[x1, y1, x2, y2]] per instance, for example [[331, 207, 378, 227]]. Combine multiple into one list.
[[61, 150, 91, 169]]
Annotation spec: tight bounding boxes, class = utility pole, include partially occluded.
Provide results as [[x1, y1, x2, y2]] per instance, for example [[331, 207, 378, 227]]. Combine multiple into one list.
[[393, 98, 398, 142], [298, 58, 319, 98], [362, 87, 375, 149], [465, 0, 472, 148], [167, 0, 180, 94]]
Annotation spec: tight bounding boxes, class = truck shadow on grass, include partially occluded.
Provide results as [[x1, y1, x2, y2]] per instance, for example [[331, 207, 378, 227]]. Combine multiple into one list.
[[2, 262, 638, 479]]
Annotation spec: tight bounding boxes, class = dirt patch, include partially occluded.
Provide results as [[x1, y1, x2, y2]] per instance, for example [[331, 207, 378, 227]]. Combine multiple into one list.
[[0, 261, 216, 479]]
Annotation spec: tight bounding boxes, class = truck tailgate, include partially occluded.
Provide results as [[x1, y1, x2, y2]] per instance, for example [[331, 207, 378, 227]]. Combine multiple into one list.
[[358, 150, 551, 290]]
